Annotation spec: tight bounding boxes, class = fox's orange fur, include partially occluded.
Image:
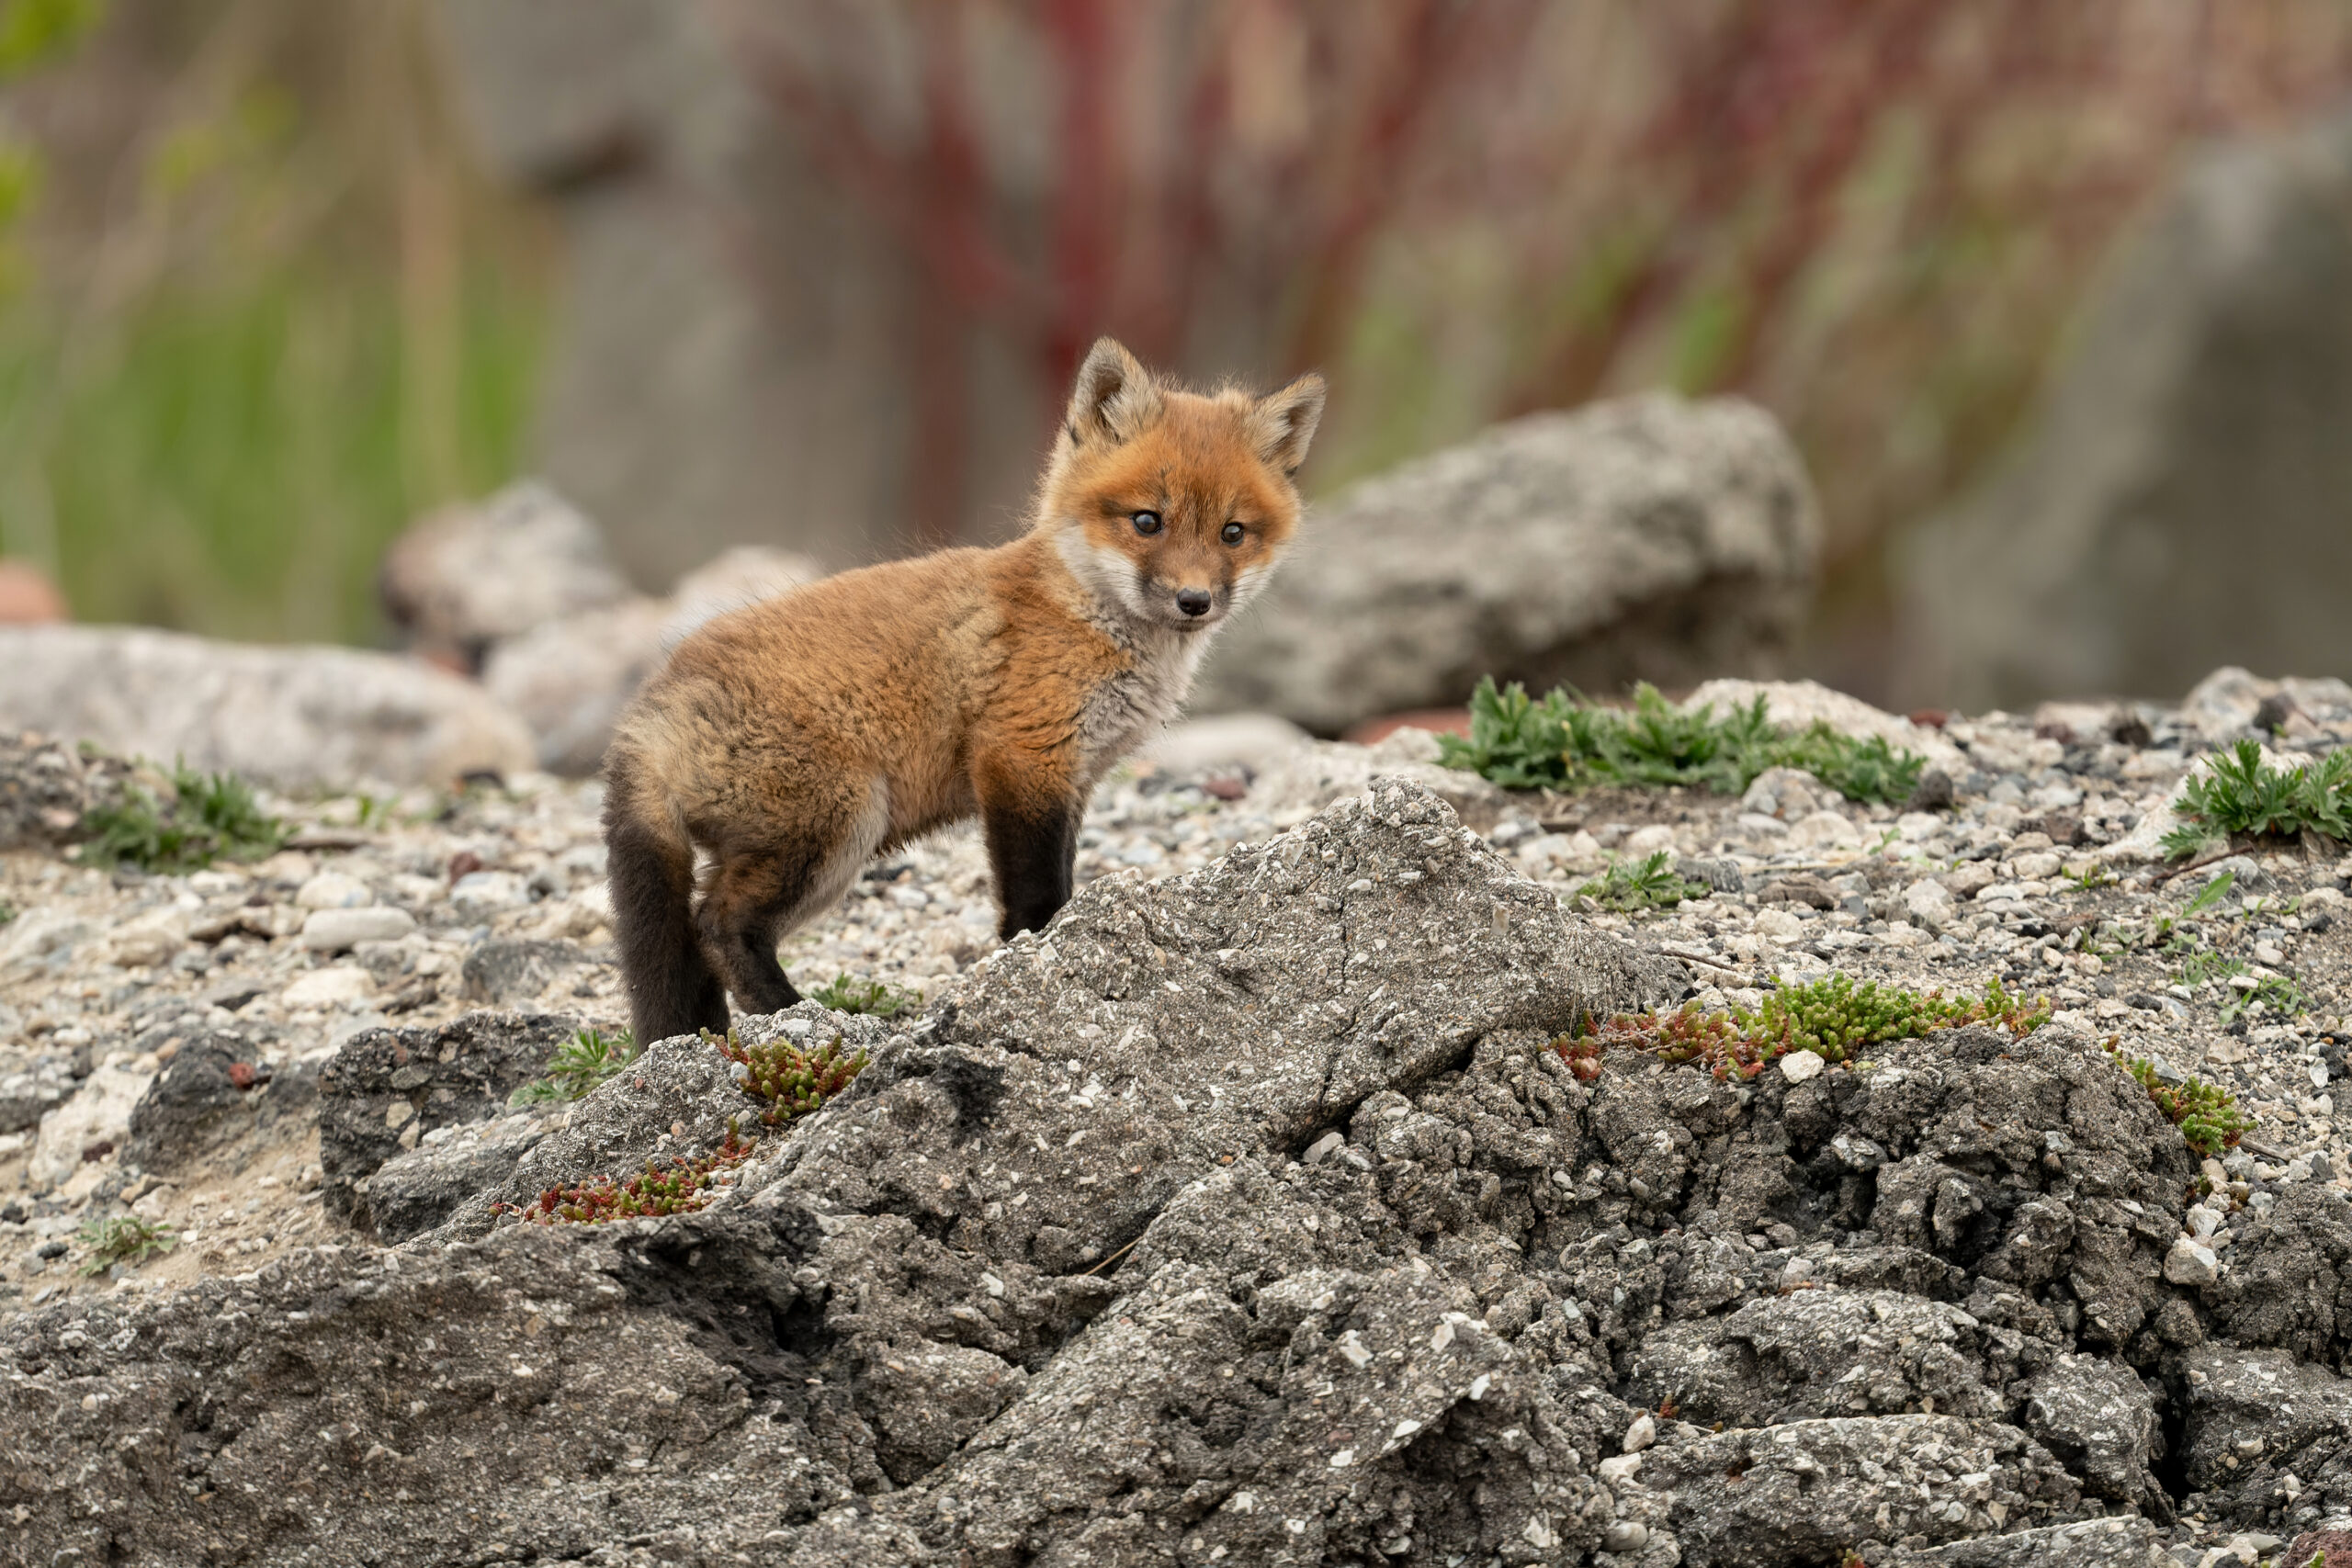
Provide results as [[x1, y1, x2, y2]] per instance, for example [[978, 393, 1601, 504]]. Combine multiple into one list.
[[603, 339, 1325, 1043]]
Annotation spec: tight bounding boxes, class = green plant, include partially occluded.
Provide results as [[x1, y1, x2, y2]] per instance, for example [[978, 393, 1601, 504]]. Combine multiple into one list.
[[75, 1214, 175, 1274], [2220, 973, 2308, 1027], [808, 973, 920, 1020], [2162, 741, 2352, 859], [1575, 851, 1709, 912], [0, 897, 14, 926], [510, 1027, 639, 1106], [496, 1122, 757, 1224], [2175, 951, 2245, 989], [1570, 976, 2048, 1083], [2103, 1041, 2254, 1158], [1440, 677, 1923, 805], [2182, 870, 2237, 916], [77, 761, 283, 874], [707, 1028, 869, 1128]]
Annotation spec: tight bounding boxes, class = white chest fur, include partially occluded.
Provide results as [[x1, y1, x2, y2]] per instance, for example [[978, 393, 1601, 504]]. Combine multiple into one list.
[[1077, 625, 1213, 779]]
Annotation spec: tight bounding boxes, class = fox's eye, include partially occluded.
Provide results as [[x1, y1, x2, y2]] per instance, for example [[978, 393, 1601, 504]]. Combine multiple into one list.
[[1221, 521, 1245, 546], [1131, 511, 1163, 536]]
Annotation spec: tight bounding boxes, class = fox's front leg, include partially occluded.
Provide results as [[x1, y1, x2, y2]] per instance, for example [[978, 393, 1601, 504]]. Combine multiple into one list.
[[977, 760, 1082, 940]]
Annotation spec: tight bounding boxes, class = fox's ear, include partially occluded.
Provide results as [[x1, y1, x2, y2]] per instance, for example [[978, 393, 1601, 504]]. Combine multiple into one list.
[[1250, 372, 1326, 476], [1064, 338, 1164, 447]]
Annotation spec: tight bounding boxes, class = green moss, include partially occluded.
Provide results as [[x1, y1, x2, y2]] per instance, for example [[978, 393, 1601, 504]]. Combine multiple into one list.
[[510, 1027, 639, 1106], [1440, 677, 1924, 805], [807, 973, 920, 1020], [75, 1214, 175, 1274], [77, 761, 283, 874]]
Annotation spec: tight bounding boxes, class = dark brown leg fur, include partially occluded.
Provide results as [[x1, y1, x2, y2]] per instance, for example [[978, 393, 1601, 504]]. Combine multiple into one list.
[[604, 773, 729, 1044], [983, 796, 1080, 939], [695, 843, 819, 1017]]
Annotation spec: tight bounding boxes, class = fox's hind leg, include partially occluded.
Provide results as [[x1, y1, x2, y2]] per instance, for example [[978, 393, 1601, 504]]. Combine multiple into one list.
[[696, 779, 888, 1019]]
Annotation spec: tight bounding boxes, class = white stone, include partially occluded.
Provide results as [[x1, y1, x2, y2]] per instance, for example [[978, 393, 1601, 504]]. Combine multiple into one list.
[[1752, 908, 1806, 944], [1621, 825, 1677, 861], [300, 906, 419, 953], [29, 1063, 155, 1188], [1684, 679, 1967, 773], [283, 966, 379, 1010], [1903, 879, 1954, 931], [104, 906, 191, 968], [2008, 851, 2064, 881], [1788, 810, 1862, 850], [1941, 862, 1996, 898], [1622, 1413, 1657, 1452], [1596, 1453, 1643, 1484], [2164, 1235, 2220, 1286], [295, 872, 373, 910], [1141, 713, 1312, 775], [1778, 1050, 1826, 1083], [450, 871, 530, 919]]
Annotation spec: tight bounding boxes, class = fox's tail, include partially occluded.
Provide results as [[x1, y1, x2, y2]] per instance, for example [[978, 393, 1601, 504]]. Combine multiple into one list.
[[602, 749, 728, 1044]]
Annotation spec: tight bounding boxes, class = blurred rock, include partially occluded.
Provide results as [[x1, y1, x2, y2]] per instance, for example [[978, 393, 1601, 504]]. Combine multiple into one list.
[[0, 730, 132, 850], [0, 626, 535, 790], [480, 596, 672, 776], [379, 480, 630, 671], [1136, 712, 1312, 778], [481, 544, 822, 775], [1193, 394, 1820, 734], [28, 1061, 152, 1189], [2179, 665, 2352, 742], [0, 560, 66, 625], [1903, 104, 2352, 708], [438, 3, 1001, 582], [1684, 677, 1969, 774]]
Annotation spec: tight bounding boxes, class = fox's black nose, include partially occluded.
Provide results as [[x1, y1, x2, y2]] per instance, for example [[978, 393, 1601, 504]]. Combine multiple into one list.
[[1176, 589, 1213, 617]]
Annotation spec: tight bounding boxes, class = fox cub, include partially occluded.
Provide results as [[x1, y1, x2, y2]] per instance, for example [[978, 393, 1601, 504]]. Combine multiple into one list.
[[602, 339, 1325, 1044]]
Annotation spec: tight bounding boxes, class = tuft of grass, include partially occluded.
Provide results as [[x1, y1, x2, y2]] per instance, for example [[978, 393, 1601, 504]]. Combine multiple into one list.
[[75, 1214, 176, 1274], [2162, 740, 2352, 860], [2221, 973, 2307, 1028], [1568, 975, 2048, 1083], [510, 1027, 639, 1106], [1440, 677, 1923, 805], [496, 1122, 757, 1225], [2102, 1042, 2254, 1159], [707, 1027, 869, 1129], [1575, 851, 1709, 912], [77, 761, 283, 874], [807, 973, 920, 1020]]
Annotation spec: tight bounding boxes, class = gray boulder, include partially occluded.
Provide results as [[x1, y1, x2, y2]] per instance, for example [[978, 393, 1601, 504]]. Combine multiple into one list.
[[1640, 1414, 2082, 1567], [1193, 394, 1820, 734], [1887, 1515, 2173, 1565], [0, 776, 2300, 1565], [1901, 103, 2352, 709], [120, 1031, 312, 1176], [317, 1010, 577, 1235], [0, 626, 534, 790]]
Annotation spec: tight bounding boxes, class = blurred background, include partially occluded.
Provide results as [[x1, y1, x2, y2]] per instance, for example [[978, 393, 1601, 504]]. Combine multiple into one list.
[[6, 0, 2352, 726]]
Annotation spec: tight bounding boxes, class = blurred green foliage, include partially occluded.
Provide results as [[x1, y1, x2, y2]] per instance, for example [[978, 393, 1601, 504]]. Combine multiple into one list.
[[0, 0, 548, 645]]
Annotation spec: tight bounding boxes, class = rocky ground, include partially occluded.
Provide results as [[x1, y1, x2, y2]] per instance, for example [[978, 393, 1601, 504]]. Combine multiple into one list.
[[4, 670, 2352, 1564]]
